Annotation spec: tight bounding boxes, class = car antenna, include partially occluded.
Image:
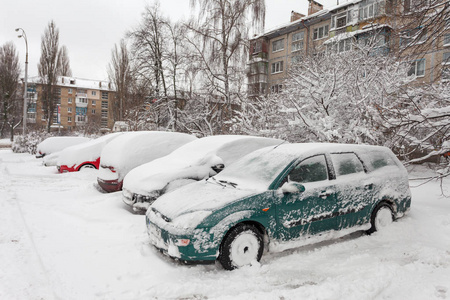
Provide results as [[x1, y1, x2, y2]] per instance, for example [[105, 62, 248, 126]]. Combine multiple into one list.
[[273, 140, 287, 149]]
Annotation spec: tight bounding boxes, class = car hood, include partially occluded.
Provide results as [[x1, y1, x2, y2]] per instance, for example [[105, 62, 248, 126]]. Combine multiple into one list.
[[123, 153, 223, 196], [150, 179, 261, 222]]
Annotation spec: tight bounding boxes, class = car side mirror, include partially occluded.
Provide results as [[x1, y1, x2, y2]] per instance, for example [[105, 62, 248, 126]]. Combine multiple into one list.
[[281, 182, 305, 194], [211, 163, 225, 173]]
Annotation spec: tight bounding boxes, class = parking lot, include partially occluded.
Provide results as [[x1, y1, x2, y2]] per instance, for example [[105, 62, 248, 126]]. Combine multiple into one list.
[[1, 149, 450, 300]]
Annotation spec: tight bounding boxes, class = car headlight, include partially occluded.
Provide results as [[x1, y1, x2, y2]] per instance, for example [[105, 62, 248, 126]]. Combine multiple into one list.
[[172, 211, 212, 230]]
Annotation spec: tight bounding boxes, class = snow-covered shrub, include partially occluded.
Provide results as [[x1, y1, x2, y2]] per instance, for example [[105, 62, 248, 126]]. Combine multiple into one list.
[[12, 131, 53, 154]]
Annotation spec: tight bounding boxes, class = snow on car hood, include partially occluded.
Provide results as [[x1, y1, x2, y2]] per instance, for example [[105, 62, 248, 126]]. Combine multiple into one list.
[[151, 179, 260, 222], [57, 133, 123, 166], [122, 135, 284, 195], [37, 136, 91, 155], [98, 131, 196, 181]]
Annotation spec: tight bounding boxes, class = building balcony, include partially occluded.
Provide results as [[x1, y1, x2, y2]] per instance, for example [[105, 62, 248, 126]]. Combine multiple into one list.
[[76, 93, 88, 98], [76, 99, 88, 108]]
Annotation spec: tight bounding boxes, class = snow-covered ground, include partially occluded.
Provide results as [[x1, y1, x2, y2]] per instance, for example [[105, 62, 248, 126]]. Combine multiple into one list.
[[0, 149, 449, 300]]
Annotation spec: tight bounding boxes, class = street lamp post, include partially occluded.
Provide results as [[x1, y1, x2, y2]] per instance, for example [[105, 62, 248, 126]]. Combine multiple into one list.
[[16, 28, 28, 135]]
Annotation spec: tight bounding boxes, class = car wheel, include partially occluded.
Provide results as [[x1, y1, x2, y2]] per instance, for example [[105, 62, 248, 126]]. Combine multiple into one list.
[[218, 224, 263, 270], [79, 164, 96, 171], [368, 202, 394, 234]]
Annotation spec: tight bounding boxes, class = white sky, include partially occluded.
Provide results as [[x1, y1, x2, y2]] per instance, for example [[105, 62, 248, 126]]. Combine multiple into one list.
[[0, 0, 339, 81]]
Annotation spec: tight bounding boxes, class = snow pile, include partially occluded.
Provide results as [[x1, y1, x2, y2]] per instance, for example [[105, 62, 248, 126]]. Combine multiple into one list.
[[36, 136, 91, 157], [98, 131, 196, 181], [1, 150, 450, 299], [0, 139, 12, 148], [57, 133, 123, 166], [123, 135, 283, 196]]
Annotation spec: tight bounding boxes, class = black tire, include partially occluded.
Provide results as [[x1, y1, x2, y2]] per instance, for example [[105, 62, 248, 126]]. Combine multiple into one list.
[[367, 202, 394, 234], [218, 224, 264, 270], [78, 164, 96, 171]]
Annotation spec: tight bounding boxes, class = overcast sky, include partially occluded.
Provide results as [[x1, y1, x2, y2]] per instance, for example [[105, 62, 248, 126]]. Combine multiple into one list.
[[1, 0, 339, 81]]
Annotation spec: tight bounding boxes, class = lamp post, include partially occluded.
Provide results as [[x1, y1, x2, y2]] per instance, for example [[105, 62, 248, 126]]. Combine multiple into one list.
[[15, 28, 28, 135]]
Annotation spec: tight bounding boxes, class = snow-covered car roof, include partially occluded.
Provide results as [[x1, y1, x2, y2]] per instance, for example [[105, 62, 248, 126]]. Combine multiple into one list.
[[99, 131, 197, 181], [57, 133, 123, 167], [37, 136, 91, 156], [123, 135, 284, 195]]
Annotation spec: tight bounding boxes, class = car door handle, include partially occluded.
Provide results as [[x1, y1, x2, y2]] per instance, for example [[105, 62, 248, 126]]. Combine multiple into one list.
[[364, 184, 373, 190], [319, 191, 333, 199]]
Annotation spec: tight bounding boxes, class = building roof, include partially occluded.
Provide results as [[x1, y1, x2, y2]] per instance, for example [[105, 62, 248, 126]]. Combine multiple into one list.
[[28, 76, 114, 91]]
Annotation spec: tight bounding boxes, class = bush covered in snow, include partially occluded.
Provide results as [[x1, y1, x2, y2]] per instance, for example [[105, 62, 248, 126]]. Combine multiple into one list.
[[12, 131, 53, 154]]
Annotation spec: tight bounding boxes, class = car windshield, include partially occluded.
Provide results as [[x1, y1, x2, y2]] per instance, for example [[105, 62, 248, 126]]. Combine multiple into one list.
[[214, 147, 296, 190]]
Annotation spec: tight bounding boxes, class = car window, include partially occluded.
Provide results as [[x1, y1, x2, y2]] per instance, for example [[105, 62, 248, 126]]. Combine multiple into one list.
[[367, 151, 397, 170], [331, 153, 364, 176], [289, 155, 328, 183]]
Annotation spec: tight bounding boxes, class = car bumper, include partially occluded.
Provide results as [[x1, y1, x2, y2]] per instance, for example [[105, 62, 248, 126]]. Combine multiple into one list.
[[122, 189, 157, 213], [146, 216, 217, 263], [97, 178, 123, 192]]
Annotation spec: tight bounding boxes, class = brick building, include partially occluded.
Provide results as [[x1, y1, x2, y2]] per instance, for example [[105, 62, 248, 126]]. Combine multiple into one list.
[[26, 76, 115, 132], [247, 0, 450, 98]]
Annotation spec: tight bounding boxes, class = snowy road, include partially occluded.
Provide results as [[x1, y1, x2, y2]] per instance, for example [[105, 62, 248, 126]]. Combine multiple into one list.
[[1, 149, 450, 300]]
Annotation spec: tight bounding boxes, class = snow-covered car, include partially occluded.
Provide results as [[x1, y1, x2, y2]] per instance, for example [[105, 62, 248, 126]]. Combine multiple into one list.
[[97, 131, 197, 193], [42, 151, 61, 167], [123, 135, 284, 212], [36, 136, 91, 158], [146, 143, 412, 270], [57, 133, 123, 173]]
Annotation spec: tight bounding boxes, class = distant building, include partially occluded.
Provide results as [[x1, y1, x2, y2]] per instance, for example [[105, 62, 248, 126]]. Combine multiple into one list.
[[26, 76, 115, 132], [247, 0, 450, 98]]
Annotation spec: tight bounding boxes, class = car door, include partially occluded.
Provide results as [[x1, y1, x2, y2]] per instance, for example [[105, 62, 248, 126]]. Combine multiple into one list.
[[275, 154, 339, 241], [329, 152, 374, 229]]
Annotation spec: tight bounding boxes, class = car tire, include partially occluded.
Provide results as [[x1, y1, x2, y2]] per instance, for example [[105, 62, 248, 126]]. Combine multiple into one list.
[[367, 202, 394, 234], [79, 164, 96, 171], [218, 224, 263, 270]]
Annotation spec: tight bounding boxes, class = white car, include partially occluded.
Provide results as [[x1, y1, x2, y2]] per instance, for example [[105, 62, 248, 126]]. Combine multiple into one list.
[[122, 135, 285, 212], [36, 136, 91, 158], [97, 131, 197, 192], [57, 133, 123, 173]]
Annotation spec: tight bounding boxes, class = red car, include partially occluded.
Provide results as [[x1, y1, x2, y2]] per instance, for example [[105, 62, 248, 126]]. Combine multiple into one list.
[[57, 133, 123, 173]]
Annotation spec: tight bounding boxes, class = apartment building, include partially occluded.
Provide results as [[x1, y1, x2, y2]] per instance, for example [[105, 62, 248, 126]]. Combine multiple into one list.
[[26, 76, 115, 132], [247, 0, 450, 97]]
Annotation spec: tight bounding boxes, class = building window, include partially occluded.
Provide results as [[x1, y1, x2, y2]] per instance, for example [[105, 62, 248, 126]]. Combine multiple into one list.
[[291, 55, 303, 64], [442, 67, 450, 81], [400, 27, 427, 47], [91, 91, 97, 96], [77, 97, 88, 104], [444, 34, 450, 46], [271, 84, 282, 93], [251, 41, 262, 54], [53, 115, 58, 124], [56, 88, 61, 95], [92, 100, 96, 106], [68, 98, 72, 103], [272, 39, 284, 52], [271, 61, 284, 74], [92, 109, 96, 114], [408, 59, 425, 77], [101, 92, 108, 99], [68, 116, 72, 122], [101, 120, 108, 128], [78, 89, 87, 94], [68, 88, 73, 94], [68, 107, 72, 113], [101, 101, 108, 109], [76, 115, 87, 122], [101, 110, 108, 118], [359, 0, 384, 21], [313, 25, 329, 40], [443, 52, 450, 65], [292, 31, 304, 52]]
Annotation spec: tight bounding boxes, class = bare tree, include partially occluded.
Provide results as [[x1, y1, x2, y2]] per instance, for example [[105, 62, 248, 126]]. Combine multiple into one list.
[[58, 45, 72, 77], [0, 42, 21, 140], [108, 39, 133, 122], [38, 20, 62, 133], [186, 0, 265, 124]]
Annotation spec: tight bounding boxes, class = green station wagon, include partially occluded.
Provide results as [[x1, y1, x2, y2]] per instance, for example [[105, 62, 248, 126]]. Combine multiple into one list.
[[146, 143, 411, 270]]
